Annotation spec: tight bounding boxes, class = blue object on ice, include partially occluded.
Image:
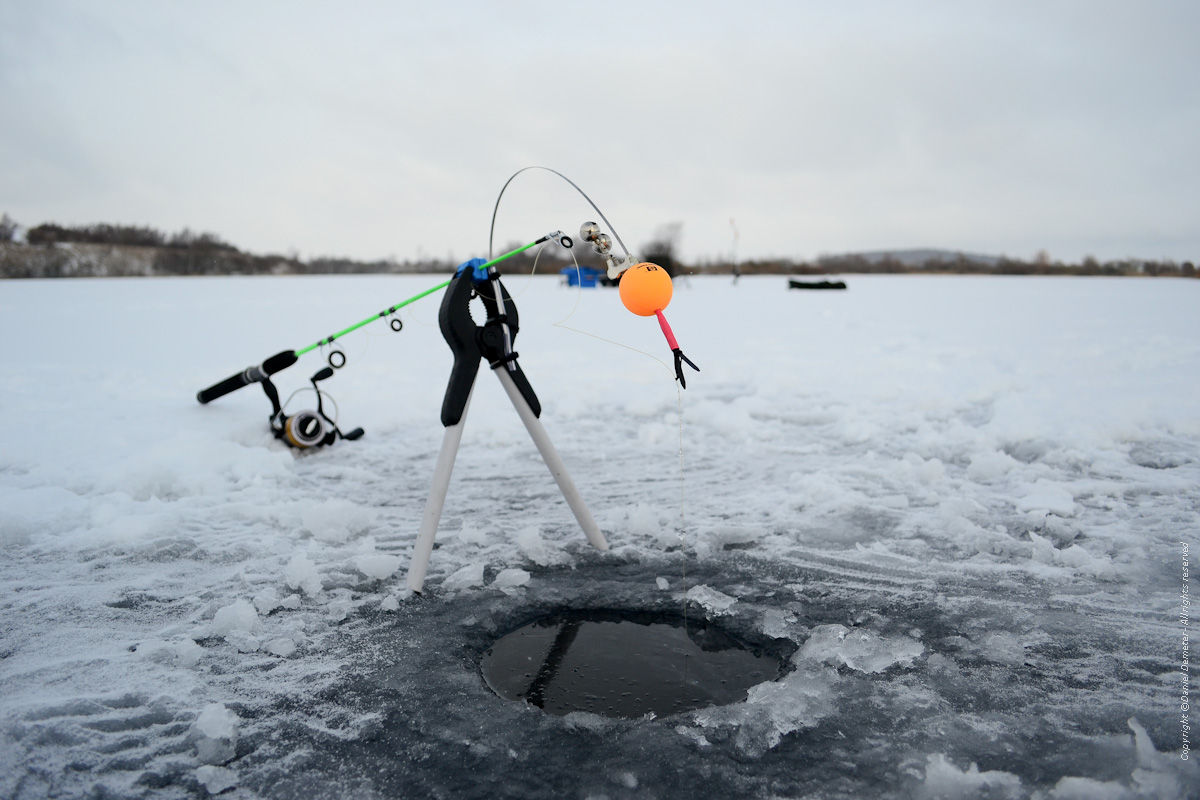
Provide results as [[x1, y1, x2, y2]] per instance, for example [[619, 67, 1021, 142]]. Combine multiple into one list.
[[560, 266, 601, 288]]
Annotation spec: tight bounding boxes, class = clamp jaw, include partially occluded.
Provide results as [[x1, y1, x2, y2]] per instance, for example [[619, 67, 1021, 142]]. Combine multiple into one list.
[[438, 263, 540, 427]]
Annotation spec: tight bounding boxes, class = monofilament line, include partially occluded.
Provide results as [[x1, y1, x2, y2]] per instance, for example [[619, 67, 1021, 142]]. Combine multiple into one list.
[[677, 384, 689, 642]]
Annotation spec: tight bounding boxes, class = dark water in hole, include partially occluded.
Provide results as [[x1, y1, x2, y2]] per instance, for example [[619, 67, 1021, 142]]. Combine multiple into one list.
[[481, 609, 781, 719]]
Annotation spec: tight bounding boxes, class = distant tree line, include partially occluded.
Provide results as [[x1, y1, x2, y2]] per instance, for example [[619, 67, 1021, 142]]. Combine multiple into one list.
[[0, 215, 468, 278], [0, 213, 1194, 279], [23, 221, 238, 250], [698, 253, 1197, 278]]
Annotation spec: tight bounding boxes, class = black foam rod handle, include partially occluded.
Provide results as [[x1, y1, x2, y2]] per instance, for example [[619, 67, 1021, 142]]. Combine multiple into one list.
[[196, 369, 257, 404], [262, 350, 298, 375], [196, 350, 297, 404]]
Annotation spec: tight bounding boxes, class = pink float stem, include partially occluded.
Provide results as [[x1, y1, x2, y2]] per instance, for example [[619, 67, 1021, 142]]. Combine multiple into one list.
[[654, 309, 679, 350]]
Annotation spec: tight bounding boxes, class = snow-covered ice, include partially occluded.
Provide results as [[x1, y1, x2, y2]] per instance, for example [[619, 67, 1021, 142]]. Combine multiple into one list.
[[1, 273, 1197, 798]]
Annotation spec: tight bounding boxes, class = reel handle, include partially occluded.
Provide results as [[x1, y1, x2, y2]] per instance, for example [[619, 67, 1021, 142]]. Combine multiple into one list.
[[196, 350, 297, 404]]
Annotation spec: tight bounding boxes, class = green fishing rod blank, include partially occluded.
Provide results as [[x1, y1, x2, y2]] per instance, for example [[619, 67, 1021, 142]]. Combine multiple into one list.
[[295, 279, 449, 356], [197, 234, 559, 404], [296, 236, 549, 356]]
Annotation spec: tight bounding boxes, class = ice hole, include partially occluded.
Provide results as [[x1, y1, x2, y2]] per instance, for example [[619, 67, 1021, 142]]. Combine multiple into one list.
[[481, 609, 781, 719]]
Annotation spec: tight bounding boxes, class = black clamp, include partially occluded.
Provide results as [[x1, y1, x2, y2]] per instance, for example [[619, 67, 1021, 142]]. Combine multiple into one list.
[[438, 265, 541, 427]]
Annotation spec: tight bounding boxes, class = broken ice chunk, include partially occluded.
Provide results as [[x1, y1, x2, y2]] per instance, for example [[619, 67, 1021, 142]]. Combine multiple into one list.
[[442, 562, 485, 591], [491, 568, 530, 595], [516, 526, 571, 567], [211, 600, 260, 651], [761, 608, 799, 640], [796, 624, 923, 673], [195, 765, 238, 794], [262, 637, 296, 658], [284, 552, 322, 595], [1016, 479, 1076, 517], [685, 584, 737, 615], [355, 553, 402, 580], [252, 588, 282, 615], [920, 753, 1022, 798], [301, 498, 376, 543], [190, 703, 238, 765]]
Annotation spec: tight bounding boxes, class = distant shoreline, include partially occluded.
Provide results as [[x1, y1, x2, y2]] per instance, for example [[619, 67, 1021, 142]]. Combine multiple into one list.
[[1, 241, 1195, 280]]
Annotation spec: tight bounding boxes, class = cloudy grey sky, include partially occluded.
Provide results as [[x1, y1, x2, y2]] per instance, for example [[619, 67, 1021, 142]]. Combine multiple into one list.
[[2, 1, 1197, 264]]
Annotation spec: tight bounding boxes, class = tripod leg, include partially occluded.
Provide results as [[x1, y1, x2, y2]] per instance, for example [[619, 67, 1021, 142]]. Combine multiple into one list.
[[406, 382, 476, 593], [494, 368, 608, 552]]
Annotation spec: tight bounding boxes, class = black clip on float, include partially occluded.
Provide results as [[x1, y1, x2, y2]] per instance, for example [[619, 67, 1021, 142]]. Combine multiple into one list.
[[406, 258, 609, 593]]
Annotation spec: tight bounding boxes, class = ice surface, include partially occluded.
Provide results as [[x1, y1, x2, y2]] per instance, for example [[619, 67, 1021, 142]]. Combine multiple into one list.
[[1, 275, 1197, 798]]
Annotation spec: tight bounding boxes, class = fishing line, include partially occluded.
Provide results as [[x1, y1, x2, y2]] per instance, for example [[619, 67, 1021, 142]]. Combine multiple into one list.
[[491, 167, 699, 623], [282, 386, 340, 426], [319, 319, 373, 368], [546, 245, 674, 377], [676, 385, 689, 634], [487, 237, 559, 301], [403, 301, 440, 329], [529, 226, 691, 629], [489, 166, 632, 261]]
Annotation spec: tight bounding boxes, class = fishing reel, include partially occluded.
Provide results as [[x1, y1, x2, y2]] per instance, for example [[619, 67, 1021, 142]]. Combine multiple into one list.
[[263, 367, 363, 449]]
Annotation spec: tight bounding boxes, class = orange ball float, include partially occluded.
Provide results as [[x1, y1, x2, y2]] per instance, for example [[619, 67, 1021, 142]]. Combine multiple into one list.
[[618, 262, 673, 317]]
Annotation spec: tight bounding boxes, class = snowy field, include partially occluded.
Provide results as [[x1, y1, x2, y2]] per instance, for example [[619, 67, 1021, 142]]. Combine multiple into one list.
[[2, 272, 1198, 799]]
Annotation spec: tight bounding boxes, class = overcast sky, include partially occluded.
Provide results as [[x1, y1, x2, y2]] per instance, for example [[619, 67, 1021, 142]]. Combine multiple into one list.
[[2, 1, 1197, 264]]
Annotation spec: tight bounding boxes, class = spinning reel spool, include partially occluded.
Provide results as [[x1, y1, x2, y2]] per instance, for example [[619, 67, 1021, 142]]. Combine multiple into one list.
[[266, 366, 363, 449]]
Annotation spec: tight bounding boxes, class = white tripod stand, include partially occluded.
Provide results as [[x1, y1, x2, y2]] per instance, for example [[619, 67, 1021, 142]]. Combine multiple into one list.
[[406, 263, 608, 593]]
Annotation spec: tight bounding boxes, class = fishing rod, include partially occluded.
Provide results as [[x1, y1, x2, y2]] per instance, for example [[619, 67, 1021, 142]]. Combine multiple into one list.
[[194, 232, 571, 447]]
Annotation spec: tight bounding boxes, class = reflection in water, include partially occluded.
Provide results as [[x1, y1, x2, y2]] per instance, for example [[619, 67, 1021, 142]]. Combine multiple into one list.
[[481, 610, 781, 719]]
